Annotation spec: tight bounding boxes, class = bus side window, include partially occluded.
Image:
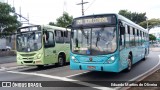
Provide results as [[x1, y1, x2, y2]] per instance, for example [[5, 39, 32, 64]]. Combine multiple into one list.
[[135, 29, 139, 46], [64, 31, 68, 37], [119, 24, 125, 50], [137, 29, 141, 45], [55, 30, 64, 43], [64, 31, 70, 43], [54, 30, 57, 36], [133, 28, 136, 46], [125, 25, 130, 48], [68, 32, 71, 42], [130, 27, 135, 46], [44, 31, 55, 48], [140, 31, 142, 45]]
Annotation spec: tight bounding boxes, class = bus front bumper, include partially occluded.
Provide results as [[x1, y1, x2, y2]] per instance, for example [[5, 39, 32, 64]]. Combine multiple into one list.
[[17, 60, 43, 66], [70, 61, 119, 72]]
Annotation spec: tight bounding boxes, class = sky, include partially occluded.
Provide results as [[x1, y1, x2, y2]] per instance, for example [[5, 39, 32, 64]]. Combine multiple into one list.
[[3, 0, 160, 33]]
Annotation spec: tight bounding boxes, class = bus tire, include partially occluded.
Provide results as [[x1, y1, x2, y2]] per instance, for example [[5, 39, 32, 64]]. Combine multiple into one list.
[[125, 54, 132, 72], [37, 65, 44, 69], [143, 49, 147, 61], [58, 56, 65, 66]]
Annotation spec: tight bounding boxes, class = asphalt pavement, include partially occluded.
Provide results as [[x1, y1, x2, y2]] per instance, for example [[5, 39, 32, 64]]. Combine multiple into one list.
[[0, 56, 16, 64], [0, 47, 159, 90]]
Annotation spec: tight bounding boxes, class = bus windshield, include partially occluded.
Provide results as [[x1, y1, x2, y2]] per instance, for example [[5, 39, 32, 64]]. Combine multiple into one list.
[[16, 31, 42, 52], [71, 26, 117, 55]]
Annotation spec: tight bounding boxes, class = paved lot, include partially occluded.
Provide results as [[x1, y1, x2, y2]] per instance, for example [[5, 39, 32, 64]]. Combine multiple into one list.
[[0, 56, 16, 64], [0, 47, 159, 90]]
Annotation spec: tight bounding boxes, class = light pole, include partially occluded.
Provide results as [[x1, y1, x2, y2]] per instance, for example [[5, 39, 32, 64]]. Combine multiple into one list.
[[77, 0, 89, 16]]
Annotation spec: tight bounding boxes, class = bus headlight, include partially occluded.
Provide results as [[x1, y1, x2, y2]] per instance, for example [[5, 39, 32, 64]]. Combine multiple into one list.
[[37, 53, 42, 59], [106, 56, 115, 64], [71, 56, 79, 63]]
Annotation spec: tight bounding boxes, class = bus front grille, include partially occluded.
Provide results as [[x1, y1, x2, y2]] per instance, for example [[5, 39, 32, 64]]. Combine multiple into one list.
[[24, 61, 33, 63], [20, 53, 36, 57], [22, 57, 34, 60]]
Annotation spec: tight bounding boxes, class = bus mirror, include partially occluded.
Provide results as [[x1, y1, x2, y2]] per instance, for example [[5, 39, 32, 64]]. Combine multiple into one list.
[[46, 32, 49, 41], [120, 38, 122, 45], [44, 31, 49, 41], [120, 27, 125, 35], [75, 38, 78, 47]]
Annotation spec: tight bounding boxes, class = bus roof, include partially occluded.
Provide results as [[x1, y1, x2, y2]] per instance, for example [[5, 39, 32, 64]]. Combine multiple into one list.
[[117, 14, 148, 33], [43, 25, 71, 31], [18, 25, 71, 32]]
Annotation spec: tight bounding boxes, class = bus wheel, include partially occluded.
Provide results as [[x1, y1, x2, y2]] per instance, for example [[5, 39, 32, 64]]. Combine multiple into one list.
[[37, 65, 44, 69], [58, 56, 65, 66], [143, 49, 147, 61], [125, 55, 132, 72]]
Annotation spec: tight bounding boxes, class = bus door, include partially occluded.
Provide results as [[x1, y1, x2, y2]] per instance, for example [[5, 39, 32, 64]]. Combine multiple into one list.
[[119, 24, 128, 70], [43, 31, 57, 64]]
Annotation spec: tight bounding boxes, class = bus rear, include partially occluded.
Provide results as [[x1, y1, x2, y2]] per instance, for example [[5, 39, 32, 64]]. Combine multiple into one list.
[[70, 14, 121, 72], [16, 25, 44, 66]]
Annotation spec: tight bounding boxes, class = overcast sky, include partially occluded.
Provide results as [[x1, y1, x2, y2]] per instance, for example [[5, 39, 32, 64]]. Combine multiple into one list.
[[5, 0, 159, 25]]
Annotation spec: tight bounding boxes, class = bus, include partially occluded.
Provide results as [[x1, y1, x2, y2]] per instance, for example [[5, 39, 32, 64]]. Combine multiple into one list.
[[69, 13, 149, 72], [16, 25, 71, 68]]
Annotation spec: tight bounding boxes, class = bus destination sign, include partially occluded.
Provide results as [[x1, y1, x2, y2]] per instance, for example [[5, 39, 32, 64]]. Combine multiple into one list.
[[76, 17, 108, 25], [73, 15, 116, 27], [18, 26, 40, 33]]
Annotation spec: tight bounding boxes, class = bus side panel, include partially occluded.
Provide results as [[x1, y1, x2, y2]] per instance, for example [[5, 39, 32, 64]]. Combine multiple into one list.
[[55, 43, 70, 62], [119, 48, 130, 71], [43, 43, 70, 64], [64, 44, 70, 62], [131, 47, 137, 64], [43, 47, 57, 64]]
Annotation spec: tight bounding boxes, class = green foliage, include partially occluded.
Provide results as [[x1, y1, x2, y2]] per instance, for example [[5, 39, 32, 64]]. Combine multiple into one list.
[[49, 22, 55, 26], [118, 10, 160, 30], [139, 18, 160, 30], [149, 34, 156, 41], [0, 2, 21, 34], [49, 12, 73, 28], [118, 10, 147, 24]]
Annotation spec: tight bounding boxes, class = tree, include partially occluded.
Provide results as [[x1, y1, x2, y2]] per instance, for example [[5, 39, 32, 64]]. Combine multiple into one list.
[[118, 10, 160, 30], [49, 22, 55, 26], [118, 10, 147, 24], [149, 34, 156, 41], [0, 2, 21, 35], [49, 12, 73, 28], [139, 18, 160, 30]]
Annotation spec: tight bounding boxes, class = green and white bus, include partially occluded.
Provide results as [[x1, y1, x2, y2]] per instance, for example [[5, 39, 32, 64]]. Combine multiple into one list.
[[16, 25, 70, 68]]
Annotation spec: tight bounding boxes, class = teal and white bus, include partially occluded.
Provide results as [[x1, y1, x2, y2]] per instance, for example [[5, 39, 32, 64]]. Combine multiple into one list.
[[16, 25, 70, 68], [69, 13, 149, 72]]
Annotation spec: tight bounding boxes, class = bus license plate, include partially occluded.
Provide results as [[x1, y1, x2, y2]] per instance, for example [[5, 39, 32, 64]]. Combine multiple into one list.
[[87, 66, 96, 69]]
